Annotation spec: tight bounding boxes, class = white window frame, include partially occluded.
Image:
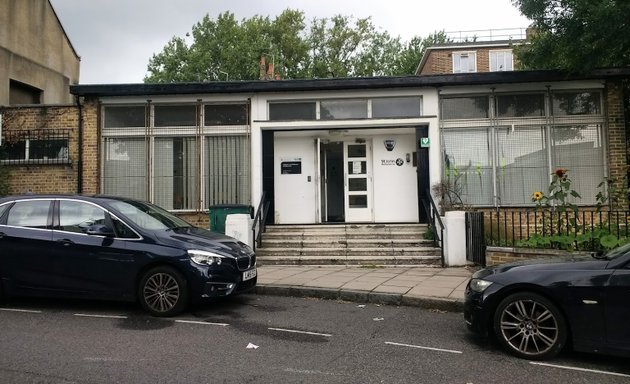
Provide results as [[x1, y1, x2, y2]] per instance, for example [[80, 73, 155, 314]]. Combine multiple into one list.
[[452, 51, 477, 73], [489, 50, 514, 72]]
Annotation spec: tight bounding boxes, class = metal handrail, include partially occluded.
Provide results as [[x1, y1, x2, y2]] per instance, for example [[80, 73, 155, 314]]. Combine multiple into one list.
[[422, 189, 445, 267], [251, 191, 270, 251]]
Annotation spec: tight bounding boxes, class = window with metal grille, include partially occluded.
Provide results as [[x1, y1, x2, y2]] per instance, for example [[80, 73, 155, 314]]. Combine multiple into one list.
[[103, 138, 148, 201], [440, 90, 605, 206], [204, 135, 250, 207], [0, 129, 70, 164]]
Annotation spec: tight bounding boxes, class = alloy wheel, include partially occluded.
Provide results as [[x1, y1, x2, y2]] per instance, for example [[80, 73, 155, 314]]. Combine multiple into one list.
[[143, 272, 181, 313]]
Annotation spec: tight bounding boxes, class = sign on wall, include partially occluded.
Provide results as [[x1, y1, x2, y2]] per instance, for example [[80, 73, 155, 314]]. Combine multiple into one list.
[[281, 157, 302, 174], [419, 137, 430, 148]]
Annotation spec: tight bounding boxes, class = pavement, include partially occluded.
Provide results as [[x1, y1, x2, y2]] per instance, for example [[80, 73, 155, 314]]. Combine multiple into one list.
[[254, 265, 474, 312]]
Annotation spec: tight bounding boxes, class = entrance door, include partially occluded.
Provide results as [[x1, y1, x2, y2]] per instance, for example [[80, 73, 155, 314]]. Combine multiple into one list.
[[319, 141, 345, 222], [345, 141, 372, 222]]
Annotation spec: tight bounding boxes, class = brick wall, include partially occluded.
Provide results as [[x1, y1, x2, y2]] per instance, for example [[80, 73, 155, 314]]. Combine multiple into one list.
[[1, 105, 80, 195], [80, 98, 100, 194], [486, 246, 590, 266], [605, 79, 628, 209]]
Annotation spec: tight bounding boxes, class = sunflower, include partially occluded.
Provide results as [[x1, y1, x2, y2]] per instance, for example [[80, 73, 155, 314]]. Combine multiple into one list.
[[532, 191, 544, 202], [554, 168, 568, 179]]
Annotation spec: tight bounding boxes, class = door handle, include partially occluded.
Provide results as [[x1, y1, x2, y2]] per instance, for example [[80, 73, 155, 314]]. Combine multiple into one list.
[[56, 239, 75, 247]]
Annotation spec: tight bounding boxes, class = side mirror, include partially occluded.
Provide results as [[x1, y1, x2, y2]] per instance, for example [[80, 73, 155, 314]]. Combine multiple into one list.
[[86, 224, 115, 237]]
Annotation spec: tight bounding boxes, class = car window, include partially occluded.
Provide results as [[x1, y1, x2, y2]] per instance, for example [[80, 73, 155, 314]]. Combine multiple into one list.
[[58, 200, 106, 234], [111, 215, 140, 239], [6, 200, 51, 228], [108, 200, 191, 231], [0, 203, 10, 220]]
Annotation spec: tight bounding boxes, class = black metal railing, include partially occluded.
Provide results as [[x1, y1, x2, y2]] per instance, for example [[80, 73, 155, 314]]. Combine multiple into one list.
[[485, 209, 630, 252], [0, 129, 71, 165], [251, 191, 270, 251], [422, 190, 445, 267], [466, 212, 486, 266]]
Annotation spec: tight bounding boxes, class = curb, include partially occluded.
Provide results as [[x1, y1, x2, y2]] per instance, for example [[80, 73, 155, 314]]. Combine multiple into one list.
[[254, 284, 464, 313]]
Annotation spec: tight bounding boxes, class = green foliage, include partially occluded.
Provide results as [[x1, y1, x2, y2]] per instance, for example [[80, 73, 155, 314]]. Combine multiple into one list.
[[145, 10, 448, 82], [512, 0, 630, 72]]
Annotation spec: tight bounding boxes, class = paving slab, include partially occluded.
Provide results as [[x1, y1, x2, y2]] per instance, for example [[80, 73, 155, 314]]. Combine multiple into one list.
[[255, 265, 473, 312]]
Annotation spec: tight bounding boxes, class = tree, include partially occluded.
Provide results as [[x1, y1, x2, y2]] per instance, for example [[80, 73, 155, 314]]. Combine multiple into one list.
[[145, 9, 443, 82], [512, 0, 630, 72]]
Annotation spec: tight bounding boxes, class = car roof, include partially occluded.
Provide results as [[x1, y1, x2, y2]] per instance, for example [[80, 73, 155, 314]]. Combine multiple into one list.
[[0, 194, 145, 206]]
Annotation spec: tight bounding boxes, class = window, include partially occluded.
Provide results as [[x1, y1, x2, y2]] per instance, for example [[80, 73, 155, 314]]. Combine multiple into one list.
[[269, 102, 316, 121], [442, 128, 494, 206], [104, 106, 146, 128], [154, 137, 198, 210], [372, 97, 422, 118], [552, 124, 604, 201], [320, 99, 367, 120], [496, 94, 545, 117], [0, 131, 70, 164], [6, 200, 51, 228], [441, 96, 489, 119], [453, 52, 477, 73], [495, 126, 548, 205], [205, 136, 250, 207], [111, 216, 140, 239], [154, 105, 196, 127], [204, 104, 248, 125], [552, 92, 601, 116], [440, 90, 605, 206], [103, 138, 148, 201], [58, 201, 106, 234], [490, 51, 514, 71]]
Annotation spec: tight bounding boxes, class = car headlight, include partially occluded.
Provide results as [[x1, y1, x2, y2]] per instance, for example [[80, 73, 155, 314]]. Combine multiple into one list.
[[469, 278, 493, 293], [188, 250, 226, 266]]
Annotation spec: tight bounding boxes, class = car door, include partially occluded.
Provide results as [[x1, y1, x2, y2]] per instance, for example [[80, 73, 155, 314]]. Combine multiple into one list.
[[0, 199, 56, 293], [604, 259, 630, 351], [50, 199, 139, 298]]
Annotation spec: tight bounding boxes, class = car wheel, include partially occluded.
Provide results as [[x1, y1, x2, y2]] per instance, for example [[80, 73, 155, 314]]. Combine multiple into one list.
[[493, 292, 567, 360], [138, 266, 188, 317]]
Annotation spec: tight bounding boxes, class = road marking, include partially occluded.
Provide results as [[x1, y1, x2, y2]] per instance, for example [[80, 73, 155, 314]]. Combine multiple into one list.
[[0, 308, 42, 314], [175, 319, 229, 327], [385, 341, 463, 354], [530, 362, 630, 378], [268, 327, 332, 337], [73, 313, 128, 319]]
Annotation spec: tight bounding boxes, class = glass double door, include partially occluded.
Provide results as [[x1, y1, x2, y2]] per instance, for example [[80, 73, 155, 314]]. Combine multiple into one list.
[[318, 139, 372, 223]]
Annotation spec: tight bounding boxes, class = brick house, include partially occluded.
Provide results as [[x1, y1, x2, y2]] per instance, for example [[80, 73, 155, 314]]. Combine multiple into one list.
[[417, 29, 527, 75]]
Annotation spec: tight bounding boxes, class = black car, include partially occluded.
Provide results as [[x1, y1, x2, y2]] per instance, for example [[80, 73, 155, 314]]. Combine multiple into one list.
[[0, 195, 256, 317], [464, 246, 630, 360]]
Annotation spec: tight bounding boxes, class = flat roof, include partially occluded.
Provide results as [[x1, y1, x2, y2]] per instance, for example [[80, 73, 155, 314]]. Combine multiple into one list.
[[70, 68, 630, 97]]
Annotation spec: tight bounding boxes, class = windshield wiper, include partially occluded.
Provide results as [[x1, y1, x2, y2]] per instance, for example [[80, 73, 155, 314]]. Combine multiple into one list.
[[590, 251, 608, 260]]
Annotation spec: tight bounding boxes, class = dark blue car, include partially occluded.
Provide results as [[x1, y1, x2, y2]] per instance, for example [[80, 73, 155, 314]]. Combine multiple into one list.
[[0, 195, 256, 316], [464, 246, 630, 360]]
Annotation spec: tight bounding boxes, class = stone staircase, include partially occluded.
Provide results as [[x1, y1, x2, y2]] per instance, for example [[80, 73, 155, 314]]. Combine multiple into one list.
[[255, 224, 442, 266]]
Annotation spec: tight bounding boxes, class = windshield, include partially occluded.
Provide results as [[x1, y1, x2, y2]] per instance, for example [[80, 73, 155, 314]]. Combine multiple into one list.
[[108, 200, 192, 231], [604, 242, 630, 260]]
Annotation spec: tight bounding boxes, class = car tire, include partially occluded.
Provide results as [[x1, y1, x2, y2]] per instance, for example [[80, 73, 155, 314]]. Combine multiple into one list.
[[493, 292, 567, 360], [138, 266, 188, 317]]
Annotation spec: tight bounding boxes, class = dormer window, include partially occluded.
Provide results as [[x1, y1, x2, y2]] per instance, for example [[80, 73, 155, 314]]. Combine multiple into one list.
[[490, 50, 514, 71], [453, 52, 477, 73]]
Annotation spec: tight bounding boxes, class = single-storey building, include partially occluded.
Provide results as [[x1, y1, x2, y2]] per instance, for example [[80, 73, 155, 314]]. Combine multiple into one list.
[[1, 69, 628, 231]]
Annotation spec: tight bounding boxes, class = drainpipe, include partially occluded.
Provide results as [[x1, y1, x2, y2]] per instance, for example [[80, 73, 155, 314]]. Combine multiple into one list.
[[75, 95, 83, 194]]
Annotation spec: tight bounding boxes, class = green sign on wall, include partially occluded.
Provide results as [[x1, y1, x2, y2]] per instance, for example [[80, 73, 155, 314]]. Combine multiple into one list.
[[420, 137, 430, 148]]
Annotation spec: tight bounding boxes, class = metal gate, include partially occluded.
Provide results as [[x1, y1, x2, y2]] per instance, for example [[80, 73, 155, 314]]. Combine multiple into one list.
[[465, 212, 486, 267]]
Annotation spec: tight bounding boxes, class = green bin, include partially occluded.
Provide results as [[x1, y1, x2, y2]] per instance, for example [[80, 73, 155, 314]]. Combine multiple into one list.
[[208, 204, 253, 234]]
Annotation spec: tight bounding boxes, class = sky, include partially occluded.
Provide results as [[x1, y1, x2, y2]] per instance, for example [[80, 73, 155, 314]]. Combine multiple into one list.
[[49, 0, 531, 84]]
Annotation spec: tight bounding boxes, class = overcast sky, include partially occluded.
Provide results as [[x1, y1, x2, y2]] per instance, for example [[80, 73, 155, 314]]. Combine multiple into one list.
[[49, 0, 531, 84]]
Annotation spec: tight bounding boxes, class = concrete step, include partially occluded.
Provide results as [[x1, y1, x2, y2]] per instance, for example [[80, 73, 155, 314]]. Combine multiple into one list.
[[264, 224, 428, 234], [256, 255, 441, 266], [260, 238, 435, 248], [261, 231, 429, 239], [256, 247, 441, 257]]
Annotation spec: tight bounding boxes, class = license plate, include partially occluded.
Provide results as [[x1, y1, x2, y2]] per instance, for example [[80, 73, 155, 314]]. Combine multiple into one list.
[[243, 268, 257, 281]]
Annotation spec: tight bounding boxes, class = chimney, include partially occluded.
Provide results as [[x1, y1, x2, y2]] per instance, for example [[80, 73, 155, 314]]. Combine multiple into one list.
[[259, 56, 267, 80]]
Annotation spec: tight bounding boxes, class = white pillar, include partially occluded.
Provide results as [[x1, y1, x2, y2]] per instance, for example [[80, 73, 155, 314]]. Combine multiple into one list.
[[443, 210, 467, 266]]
